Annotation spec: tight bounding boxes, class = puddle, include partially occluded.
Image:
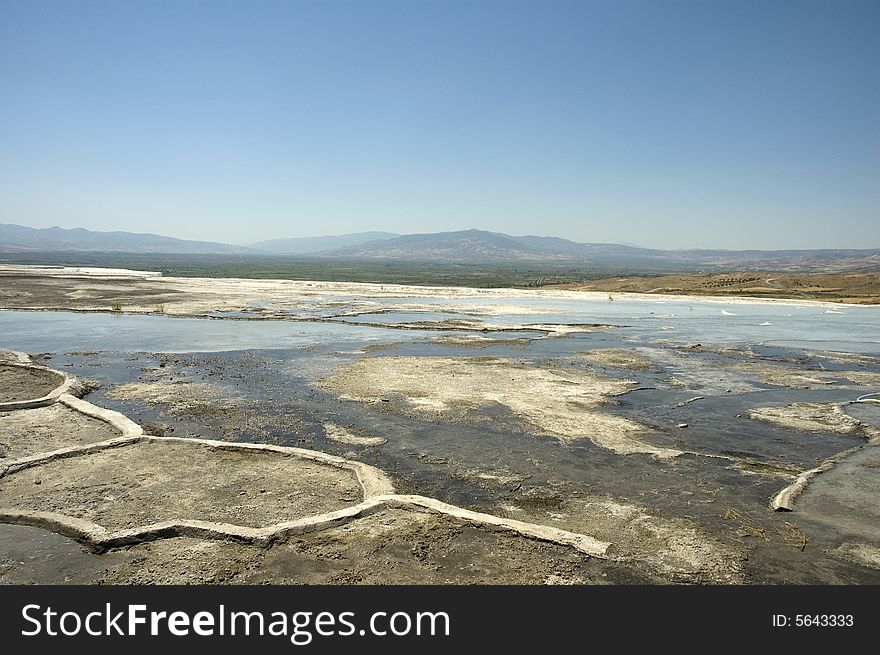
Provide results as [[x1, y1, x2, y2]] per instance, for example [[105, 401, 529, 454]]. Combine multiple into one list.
[[0, 311, 429, 353]]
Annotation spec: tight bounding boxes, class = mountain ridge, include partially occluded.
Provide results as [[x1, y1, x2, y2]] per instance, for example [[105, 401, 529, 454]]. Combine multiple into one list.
[[0, 223, 251, 254], [319, 229, 879, 271], [1, 224, 877, 272]]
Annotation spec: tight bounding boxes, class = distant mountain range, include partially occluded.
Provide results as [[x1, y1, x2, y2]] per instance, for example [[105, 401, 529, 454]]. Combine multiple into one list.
[[307, 229, 880, 272], [1, 224, 877, 272], [0, 223, 249, 254], [329, 229, 659, 262]]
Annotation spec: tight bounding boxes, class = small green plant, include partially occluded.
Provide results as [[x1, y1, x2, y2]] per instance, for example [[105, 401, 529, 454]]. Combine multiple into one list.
[[155, 303, 166, 314], [110, 300, 123, 312]]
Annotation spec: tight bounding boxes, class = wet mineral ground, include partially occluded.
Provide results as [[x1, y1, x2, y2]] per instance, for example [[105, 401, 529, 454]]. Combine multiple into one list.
[[0, 266, 878, 584]]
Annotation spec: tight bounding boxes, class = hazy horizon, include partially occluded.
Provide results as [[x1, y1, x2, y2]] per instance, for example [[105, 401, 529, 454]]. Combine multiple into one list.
[[5, 222, 880, 253], [2, 0, 878, 250]]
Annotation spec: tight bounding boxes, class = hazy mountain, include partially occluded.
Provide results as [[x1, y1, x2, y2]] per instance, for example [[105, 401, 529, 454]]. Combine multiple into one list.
[[514, 234, 657, 258], [322, 229, 880, 272], [251, 231, 398, 254], [2, 224, 877, 272], [0, 224, 251, 254], [324, 229, 662, 261], [326, 229, 562, 261], [327, 229, 671, 264]]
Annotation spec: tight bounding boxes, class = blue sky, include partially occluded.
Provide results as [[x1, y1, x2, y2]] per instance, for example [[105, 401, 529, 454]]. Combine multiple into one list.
[[1, 0, 877, 248]]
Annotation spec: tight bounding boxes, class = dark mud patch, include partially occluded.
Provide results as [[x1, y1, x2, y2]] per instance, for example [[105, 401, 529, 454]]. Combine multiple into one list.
[[0, 524, 132, 584]]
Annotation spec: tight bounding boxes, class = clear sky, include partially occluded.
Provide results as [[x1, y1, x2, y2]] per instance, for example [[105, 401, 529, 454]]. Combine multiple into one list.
[[1, 0, 877, 249]]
